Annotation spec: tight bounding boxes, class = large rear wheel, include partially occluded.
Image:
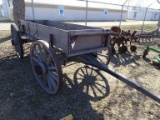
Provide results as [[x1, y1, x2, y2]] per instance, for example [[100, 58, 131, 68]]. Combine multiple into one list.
[[30, 40, 62, 94]]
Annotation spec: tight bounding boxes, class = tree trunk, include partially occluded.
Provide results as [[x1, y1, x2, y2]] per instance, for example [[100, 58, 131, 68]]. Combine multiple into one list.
[[12, 0, 25, 24]]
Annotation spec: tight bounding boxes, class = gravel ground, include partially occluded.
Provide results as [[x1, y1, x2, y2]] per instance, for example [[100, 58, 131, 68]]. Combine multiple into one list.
[[0, 37, 160, 120]]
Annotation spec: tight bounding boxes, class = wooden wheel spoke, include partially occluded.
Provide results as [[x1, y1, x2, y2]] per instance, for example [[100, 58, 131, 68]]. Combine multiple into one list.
[[33, 48, 42, 61], [46, 75, 53, 90], [47, 55, 52, 65], [43, 48, 48, 63], [32, 56, 41, 64], [48, 71, 58, 82], [41, 74, 47, 86], [48, 66, 56, 70], [47, 74, 57, 90], [37, 44, 44, 62]]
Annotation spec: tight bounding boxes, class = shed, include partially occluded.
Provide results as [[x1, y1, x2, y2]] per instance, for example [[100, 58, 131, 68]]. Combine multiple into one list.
[[25, 2, 127, 21], [128, 8, 160, 21], [2, 0, 127, 21]]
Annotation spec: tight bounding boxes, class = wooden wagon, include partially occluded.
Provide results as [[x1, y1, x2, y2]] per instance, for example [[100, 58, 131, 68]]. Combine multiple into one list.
[[10, 20, 160, 103]]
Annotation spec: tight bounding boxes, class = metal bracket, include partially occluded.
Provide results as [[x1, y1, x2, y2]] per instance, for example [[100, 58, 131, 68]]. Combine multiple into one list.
[[49, 34, 54, 47]]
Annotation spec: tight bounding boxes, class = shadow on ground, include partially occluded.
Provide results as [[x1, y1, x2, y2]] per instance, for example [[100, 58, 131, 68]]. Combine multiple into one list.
[[0, 54, 110, 119], [110, 51, 141, 67]]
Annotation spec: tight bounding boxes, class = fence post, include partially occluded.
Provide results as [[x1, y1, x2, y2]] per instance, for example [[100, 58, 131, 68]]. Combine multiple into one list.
[[85, 0, 88, 26], [119, 5, 124, 27], [31, 0, 35, 20], [119, 0, 128, 27], [141, 8, 148, 33], [141, 1, 154, 33]]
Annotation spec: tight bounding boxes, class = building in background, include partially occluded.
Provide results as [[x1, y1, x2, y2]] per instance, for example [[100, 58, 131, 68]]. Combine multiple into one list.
[[1, 0, 12, 18], [24, 2, 127, 21], [1, 0, 127, 21], [0, 4, 3, 16], [128, 7, 160, 21]]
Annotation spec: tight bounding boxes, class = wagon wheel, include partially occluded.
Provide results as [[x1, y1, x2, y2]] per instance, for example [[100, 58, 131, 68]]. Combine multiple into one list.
[[30, 40, 62, 94], [11, 23, 24, 59], [92, 45, 112, 65]]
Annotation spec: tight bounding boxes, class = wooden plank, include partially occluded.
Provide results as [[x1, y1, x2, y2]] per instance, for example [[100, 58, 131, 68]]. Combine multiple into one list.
[[37, 24, 69, 54], [69, 29, 104, 52]]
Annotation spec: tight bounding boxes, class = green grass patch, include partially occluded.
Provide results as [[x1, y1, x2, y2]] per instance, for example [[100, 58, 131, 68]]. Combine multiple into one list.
[[0, 30, 11, 39], [0, 17, 11, 22], [102, 24, 158, 32], [0, 30, 11, 45]]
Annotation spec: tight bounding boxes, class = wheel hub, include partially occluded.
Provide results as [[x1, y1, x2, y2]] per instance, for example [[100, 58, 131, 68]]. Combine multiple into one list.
[[35, 63, 47, 75]]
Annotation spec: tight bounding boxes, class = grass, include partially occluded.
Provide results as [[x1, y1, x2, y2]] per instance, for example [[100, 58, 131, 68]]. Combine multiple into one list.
[[102, 24, 158, 32], [121, 24, 158, 32], [0, 30, 11, 44], [0, 17, 11, 22], [0, 31, 11, 38]]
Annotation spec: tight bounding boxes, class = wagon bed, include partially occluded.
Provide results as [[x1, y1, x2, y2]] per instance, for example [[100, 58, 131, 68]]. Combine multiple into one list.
[[19, 20, 111, 57]]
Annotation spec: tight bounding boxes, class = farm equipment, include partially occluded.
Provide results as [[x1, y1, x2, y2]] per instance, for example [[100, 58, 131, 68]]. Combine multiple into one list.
[[11, 20, 160, 104], [143, 44, 160, 65], [110, 26, 137, 54], [136, 27, 160, 42]]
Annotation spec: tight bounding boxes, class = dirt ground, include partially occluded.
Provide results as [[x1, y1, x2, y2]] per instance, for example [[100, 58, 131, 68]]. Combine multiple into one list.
[[0, 35, 160, 120]]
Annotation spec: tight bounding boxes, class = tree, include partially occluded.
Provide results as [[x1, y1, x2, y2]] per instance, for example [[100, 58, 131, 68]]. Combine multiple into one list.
[[12, 0, 25, 24]]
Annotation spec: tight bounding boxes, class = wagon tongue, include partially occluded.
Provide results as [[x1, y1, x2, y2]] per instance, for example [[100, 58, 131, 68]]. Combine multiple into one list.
[[74, 54, 160, 104]]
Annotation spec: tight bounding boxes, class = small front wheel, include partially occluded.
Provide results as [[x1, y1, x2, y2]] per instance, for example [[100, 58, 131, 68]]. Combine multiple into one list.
[[96, 45, 112, 65], [30, 40, 62, 94]]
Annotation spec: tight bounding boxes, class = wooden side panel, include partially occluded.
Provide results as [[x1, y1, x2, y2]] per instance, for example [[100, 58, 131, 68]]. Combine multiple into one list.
[[69, 29, 104, 53], [29, 22, 38, 37], [37, 25, 69, 53]]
